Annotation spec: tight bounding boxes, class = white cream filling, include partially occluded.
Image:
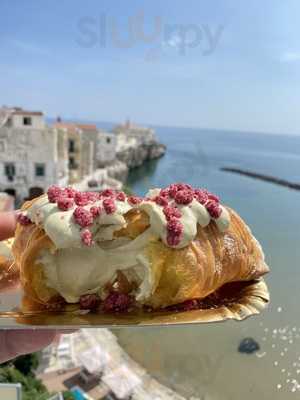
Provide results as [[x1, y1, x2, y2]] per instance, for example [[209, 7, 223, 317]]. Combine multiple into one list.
[[38, 229, 155, 303], [0, 241, 13, 261]]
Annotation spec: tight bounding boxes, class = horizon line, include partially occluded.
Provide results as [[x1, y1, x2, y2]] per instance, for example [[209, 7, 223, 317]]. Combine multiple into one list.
[[46, 115, 300, 138]]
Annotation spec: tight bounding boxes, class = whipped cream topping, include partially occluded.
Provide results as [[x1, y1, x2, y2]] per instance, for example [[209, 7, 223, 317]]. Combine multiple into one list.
[[23, 184, 230, 250], [26, 194, 132, 249]]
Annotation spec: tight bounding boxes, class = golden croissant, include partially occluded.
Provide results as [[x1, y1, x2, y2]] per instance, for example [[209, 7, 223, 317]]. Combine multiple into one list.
[[12, 183, 269, 313]]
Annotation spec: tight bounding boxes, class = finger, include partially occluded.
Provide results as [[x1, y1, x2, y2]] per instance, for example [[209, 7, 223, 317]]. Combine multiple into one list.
[[0, 212, 18, 240], [0, 329, 58, 363]]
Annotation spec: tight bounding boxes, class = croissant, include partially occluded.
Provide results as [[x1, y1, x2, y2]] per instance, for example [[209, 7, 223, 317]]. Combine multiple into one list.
[[12, 183, 269, 312]]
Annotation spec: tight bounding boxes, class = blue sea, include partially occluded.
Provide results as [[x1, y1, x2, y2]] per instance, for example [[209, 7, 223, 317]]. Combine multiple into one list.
[[113, 126, 300, 399]]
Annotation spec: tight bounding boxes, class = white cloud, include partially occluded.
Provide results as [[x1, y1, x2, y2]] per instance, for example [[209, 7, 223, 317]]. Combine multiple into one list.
[[280, 51, 300, 63]]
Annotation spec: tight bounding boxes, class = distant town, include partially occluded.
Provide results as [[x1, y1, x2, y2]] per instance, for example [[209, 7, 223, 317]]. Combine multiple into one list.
[[0, 106, 166, 209]]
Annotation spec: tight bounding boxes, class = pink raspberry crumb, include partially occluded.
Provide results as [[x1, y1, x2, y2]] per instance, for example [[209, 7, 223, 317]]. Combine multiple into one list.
[[166, 233, 181, 247], [103, 198, 116, 214], [159, 188, 170, 197], [208, 193, 220, 202], [154, 196, 169, 207], [73, 207, 93, 227], [206, 201, 222, 218], [80, 229, 94, 246], [127, 196, 142, 205], [64, 187, 77, 198], [116, 191, 126, 201], [47, 185, 62, 203], [74, 192, 89, 206], [163, 206, 182, 220], [90, 206, 102, 218], [168, 184, 179, 198], [17, 213, 31, 226], [174, 189, 194, 205], [100, 189, 115, 197], [194, 189, 209, 205], [177, 183, 193, 191], [86, 192, 98, 202], [166, 218, 183, 235], [80, 294, 100, 310], [102, 292, 133, 313], [57, 196, 74, 211]]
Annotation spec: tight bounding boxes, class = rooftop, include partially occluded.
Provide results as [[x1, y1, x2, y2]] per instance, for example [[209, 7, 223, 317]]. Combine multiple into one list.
[[0, 106, 43, 116], [53, 120, 97, 133], [53, 122, 80, 133], [76, 123, 97, 131]]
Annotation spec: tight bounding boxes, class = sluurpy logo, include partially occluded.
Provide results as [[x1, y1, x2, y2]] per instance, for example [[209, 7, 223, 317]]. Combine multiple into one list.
[[75, 10, 224, 61]]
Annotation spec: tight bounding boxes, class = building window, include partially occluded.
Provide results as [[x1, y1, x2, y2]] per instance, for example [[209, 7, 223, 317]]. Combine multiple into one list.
[[35, 163, 45, 177], [68, 139, 75, 152], [23, 116, 32, 126], [6, 118, 12, 127], [4, 163, 15, 182], [69, 156, 77, 169], [106, 137, 111, 144]]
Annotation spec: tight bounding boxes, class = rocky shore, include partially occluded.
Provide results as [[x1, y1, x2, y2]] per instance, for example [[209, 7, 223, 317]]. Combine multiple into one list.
[[221, 167, 300, 190], [105, 159, 129, 183], [116, 141, 166, 169]]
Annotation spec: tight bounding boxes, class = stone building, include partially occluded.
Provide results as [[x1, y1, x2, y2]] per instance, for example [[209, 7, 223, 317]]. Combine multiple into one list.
[[53, 122, 94, 184], [0, 107, 68, 204], [53, 121, 117, 172], [112, 119, 156, 146], [76, 124, 116, 168]]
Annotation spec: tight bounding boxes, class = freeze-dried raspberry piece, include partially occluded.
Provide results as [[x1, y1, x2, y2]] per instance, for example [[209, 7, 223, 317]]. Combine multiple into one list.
[[163, 206, 182, 220], [64, 187, 77, 198], [208, 193, 220, 203], [168, 184, 179, 198], [116, 191, 126, 201], [154, 196, 169, 207], [100, 189, 115, 198], [57, 196, 74, 211], [194, 189, 209, 205], [102, 292, 134, 313], [73, 207, 93, 227], [159, 188, 170, 197], [80, 229, 94, 246], [206, 201, 222, 218], [47, 185, 62, 203], [86, 192, 98, 202], [127, 196, 142, 205], [90, 206, 102, 218], [17, 213, 31, 226], [174, 189, 194, 205], [176, 183, 193, 191], [166, 218, 183, 235], [80, 294, 100, 310], [166, 233, 181, 247], [74, 192, 89, 206], [103, 198, 116, 214]]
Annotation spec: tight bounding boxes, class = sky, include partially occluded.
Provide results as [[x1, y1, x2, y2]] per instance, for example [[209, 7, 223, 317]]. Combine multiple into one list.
[[1, 0, 300, 134]]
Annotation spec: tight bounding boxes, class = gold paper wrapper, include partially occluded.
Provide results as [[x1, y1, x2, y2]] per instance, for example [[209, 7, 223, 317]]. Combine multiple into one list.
[[0, 278, 269, 328]]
